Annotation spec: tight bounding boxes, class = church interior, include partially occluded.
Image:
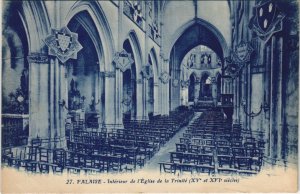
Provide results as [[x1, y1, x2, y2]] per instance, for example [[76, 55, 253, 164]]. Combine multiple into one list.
[[1, 0, 299, 176]]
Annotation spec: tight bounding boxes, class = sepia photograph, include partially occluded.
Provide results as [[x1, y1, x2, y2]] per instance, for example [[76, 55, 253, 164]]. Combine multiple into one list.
[[1, 0, 299, 193]]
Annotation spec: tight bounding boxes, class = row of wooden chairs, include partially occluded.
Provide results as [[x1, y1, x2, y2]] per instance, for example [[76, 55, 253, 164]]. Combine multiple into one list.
[[63, 108, 194, 173], [159, 109, 265, 175]]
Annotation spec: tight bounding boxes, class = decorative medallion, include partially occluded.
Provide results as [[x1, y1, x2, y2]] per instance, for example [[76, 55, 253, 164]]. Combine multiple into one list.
[[44, 27, 83, 63], [172, 79, 179, 87], [159, 72, 170, 84], [224, 41, 254, 79], [181, 80, 190, 88], [141, 64, 153, 79], [249, 0, 285, 42], [224, 55, 239, 78], [113, 50, 134, 72], [232, 41, 254, 64]]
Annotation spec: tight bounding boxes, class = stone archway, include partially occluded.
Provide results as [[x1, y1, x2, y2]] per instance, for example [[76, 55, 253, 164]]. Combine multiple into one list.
[[122, 39, 138, 120], [2, 2, 31, 147], [168, 19, 228, 111], [66, 11, 103, 130], [148, 48, 159, 116]]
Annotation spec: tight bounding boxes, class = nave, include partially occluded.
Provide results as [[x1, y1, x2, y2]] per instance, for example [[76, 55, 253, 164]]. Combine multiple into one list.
[[1, 0, 298, 181]]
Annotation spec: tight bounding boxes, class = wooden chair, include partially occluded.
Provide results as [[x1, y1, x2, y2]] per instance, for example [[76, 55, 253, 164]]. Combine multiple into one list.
[[38, 148, 51, 173], [52, 148, 65, 174], [176, 143, 187, 152], [22, 146, 38, 173], [170, 152, 183, 163], [159, 162, 176, 174]]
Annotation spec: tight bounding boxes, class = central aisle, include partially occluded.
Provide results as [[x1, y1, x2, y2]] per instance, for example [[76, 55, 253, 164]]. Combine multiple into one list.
[[142, 112, 203, 172]]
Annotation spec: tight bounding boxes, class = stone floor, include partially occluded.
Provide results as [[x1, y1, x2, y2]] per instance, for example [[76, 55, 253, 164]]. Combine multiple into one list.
[[142, 112, 203, 172]]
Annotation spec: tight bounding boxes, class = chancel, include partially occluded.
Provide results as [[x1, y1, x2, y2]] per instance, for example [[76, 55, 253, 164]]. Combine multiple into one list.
[[1, 0, 298, 176]]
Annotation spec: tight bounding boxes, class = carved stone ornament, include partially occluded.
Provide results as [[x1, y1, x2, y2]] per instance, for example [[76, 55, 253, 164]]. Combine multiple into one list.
[[181, 80, 190, 88], [27, 53, 49, 64], [232, 41, 254, 64], [249, 0, 285, 42], [141, 64, 154, 79], [104, 71, 116, 78], [224, 61, 239, 79], [172, 79, 179, 87], [44, 27, 83, 63], [113, 50, 134, 72], [132, 1, 143, 24], [159, 72, 170, 84]]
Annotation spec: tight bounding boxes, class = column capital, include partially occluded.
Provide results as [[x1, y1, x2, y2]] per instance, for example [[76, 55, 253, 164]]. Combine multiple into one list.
[[27, 52, 49, 64], [100, 71, 115, 78], [210, 76, 217, 84]]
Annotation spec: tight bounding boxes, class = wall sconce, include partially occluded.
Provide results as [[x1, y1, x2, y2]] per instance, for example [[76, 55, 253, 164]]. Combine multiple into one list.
[[241, 98, 269, 118], [58, 99, 69, 111]]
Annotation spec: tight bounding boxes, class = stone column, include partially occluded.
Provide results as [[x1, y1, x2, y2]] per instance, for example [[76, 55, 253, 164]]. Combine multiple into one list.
[[97, 70, 104, 129], [194, 76, 201, 103], [28, 53, 67, 149], [158, 57, 170, 115], [153, 82, 159, 115], [131, 78, 136, 119], [142, 77, 149, 120], [240, 69, 247, 130], [104, 70, 119, 130], [136, 79, 144, 120], [50, 58, 67, 149], [232, 78, 238, 124], [27, 53, 50, 145], [211, 77, 217, 106], [276, 37, 283, 160]]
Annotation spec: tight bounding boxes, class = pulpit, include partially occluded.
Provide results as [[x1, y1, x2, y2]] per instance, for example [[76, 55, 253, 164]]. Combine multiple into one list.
[[85, 112, 100, 129]]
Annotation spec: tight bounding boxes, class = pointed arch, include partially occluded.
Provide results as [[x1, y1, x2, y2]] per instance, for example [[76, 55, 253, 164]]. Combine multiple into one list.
[[3, 1, 51, 52], [201, 71, 212, 79], [215, 70, 222, 78], [148, 47, 160, 116], [126, 30, 143, 80], [149, 47, 159, 83], [65, 1, 115, 71], [167, 18, 229, 63], [67, 11, 103, 71]]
